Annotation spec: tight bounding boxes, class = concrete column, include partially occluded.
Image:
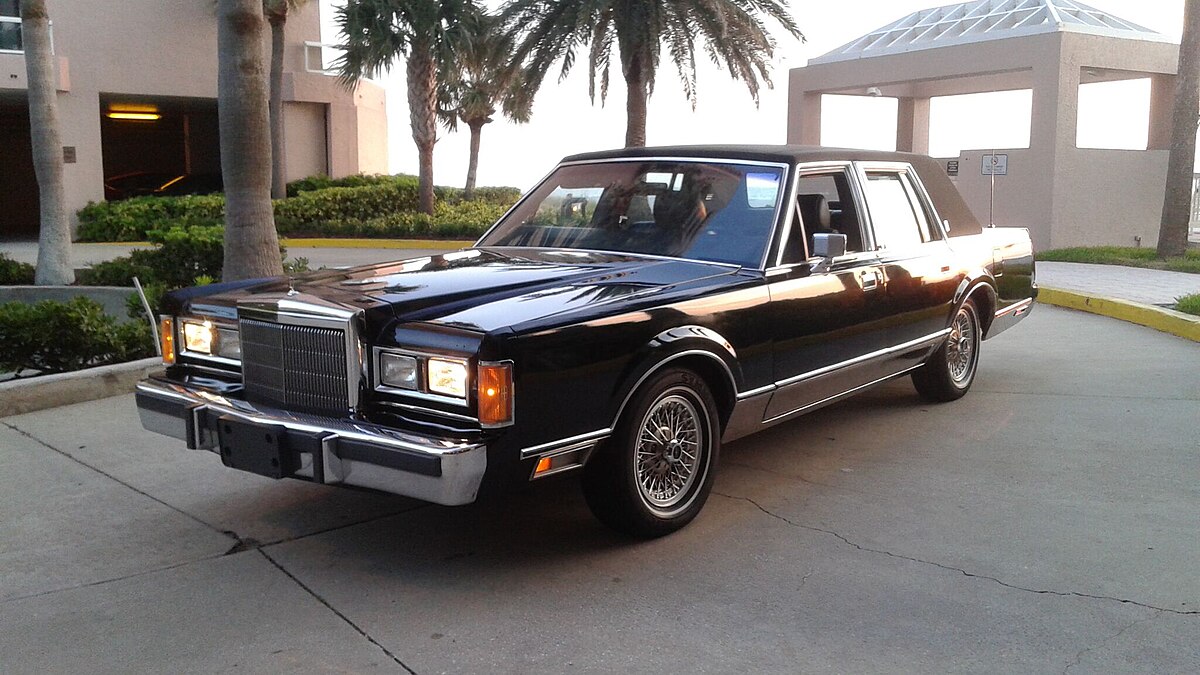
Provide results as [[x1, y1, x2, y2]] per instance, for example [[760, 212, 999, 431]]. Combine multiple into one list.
[[327, 102, 358, 178], [1147, 73, 1174, 151], [57, 90, 104, 238], [787, 87, 822, 145], [896, 97, 930, 154]]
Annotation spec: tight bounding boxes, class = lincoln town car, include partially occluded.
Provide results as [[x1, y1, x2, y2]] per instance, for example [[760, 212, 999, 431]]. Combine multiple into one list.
[[136, 146, 1036, 537]]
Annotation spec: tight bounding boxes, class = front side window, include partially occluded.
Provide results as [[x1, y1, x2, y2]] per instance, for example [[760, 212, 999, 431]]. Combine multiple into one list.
[[782, 169, 865, 264], [0, 0, 20, 53], [864, 171, 936, 251], [479, 160, 786, 267]]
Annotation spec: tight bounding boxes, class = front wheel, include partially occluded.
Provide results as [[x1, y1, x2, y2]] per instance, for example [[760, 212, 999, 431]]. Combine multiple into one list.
[[912, 299, 981, 402], [582, 368, 720, 538]]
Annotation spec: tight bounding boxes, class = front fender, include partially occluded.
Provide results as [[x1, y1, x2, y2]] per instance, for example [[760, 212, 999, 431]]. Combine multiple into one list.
[[607, 325, 742, 428]]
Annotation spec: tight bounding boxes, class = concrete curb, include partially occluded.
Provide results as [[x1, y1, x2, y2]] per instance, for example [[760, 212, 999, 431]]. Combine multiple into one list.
[[1038, 287, 1200, 343], [0, 358, 160, 418]]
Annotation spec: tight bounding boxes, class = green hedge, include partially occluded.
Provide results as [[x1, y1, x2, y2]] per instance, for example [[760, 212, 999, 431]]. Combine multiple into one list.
[[0, 297, 154, 375], [0, 253, 36, 285], [77, 195, 225, 242], [276, 199, 509, 239], [77, 223, 225, 289], [77, 175, 521, 242]]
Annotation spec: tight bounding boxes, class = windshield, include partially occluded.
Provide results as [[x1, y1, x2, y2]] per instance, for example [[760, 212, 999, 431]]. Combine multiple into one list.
[[478, 160, 786, 267]]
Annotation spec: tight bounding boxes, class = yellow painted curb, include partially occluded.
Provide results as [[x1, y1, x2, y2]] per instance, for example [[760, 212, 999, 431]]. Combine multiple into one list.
[[281, 238, 473, 249], [1038, 287, 1200, 343]]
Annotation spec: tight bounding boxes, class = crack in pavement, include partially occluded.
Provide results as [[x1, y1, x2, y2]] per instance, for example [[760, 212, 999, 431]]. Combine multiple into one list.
[[258, 549, 416, 674], [715, 491, 1199, 617], [1062, 611, 1162, 675], [3, 420, 230, 536]]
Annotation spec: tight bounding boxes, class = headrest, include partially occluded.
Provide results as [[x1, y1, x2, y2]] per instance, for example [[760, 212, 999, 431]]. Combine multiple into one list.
[[796, 194, 830, 231], [654, 187, 707, 230]]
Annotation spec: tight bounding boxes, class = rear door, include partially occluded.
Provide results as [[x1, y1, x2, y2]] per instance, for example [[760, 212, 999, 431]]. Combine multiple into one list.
[[855, 163, 962, 374]]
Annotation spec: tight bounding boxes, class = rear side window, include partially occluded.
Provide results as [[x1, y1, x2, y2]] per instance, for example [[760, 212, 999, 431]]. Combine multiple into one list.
[[863, 171, 940, 251]]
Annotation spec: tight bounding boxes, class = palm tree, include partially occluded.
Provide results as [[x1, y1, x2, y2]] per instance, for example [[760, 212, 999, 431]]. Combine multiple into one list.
[[439, 14, 531, 199], [1158, 0, 1200, 259], [218, 0, 285, 281], [263, 0, 308, 200], [21, 0, 73, 285], [501, 0, 802, 147], [337, 0, 476, 215]]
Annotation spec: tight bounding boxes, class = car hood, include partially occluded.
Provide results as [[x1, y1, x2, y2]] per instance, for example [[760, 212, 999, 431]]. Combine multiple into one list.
[[184, 248, 746, 335]]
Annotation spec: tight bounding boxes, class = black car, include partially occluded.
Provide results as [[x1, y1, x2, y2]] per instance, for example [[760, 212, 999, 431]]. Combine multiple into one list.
[[136, 145, 1036, 537]]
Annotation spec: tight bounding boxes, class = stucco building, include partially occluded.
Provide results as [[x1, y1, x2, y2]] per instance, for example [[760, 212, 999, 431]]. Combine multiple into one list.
[[0, 0, 387, 239], [788, 0, 1179, 251]]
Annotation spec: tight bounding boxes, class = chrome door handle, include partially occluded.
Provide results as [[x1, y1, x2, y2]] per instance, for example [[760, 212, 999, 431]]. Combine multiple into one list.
[[861, 269, 881, 291]]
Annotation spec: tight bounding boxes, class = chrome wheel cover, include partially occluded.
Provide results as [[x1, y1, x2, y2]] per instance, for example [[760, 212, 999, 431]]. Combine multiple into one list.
[[947, 306, 978, 385], [635, 390, 706, 514]]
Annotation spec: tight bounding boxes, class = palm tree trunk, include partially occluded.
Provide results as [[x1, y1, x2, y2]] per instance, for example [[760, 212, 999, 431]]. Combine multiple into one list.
[[1159, 0, 1200, 258], [218, 0, 283, 281], [622, 52, 648, 148], [465, 120, 484, 199], [268, 10, 289, 200], [21, 0, 73, 285], [407, 42, 438, 215]]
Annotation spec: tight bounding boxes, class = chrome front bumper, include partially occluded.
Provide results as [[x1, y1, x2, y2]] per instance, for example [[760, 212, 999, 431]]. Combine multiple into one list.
[[135, 377, 487, 506]]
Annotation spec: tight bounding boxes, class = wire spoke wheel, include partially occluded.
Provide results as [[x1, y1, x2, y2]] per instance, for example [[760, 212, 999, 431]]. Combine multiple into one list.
[[946, 306, 977, 384], [912, 298, 981, 403], [635, 393, 702, 511], [582, 368, 720, 537]]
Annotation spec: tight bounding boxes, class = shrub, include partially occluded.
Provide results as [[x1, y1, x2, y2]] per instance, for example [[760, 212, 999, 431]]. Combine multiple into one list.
[[77, 195, 225, 242], [286, 173, 414, 197], [0, 297, 154, 375], [77, 223, 226, 289], [0, 253, 36, 285], [1177, 293, 1200, 317]]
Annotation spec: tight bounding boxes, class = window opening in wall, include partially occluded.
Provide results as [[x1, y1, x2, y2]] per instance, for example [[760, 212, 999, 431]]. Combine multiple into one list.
[[0, 0, 21, 53], [928, 90, 1032, 158], [819, 94, 898, 151], [1076, 77, 1150, 150]]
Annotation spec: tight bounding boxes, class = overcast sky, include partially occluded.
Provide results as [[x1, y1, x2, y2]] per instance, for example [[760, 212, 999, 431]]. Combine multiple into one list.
[[321, 0, 1186, 191]]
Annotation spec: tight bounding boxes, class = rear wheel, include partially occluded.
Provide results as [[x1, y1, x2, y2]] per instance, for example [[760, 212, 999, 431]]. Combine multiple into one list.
[[912, 298, 981, 402], [582, 368, 720, 538]]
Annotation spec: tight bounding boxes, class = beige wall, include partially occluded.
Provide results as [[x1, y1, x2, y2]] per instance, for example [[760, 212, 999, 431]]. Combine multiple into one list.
[[788, 30, 1180, 251], [3, 0, 386, 237]]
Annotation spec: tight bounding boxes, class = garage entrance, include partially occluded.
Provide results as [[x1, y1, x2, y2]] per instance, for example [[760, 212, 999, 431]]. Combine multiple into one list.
[[99, 96, 221, 200], [0, 99, 39, 240]]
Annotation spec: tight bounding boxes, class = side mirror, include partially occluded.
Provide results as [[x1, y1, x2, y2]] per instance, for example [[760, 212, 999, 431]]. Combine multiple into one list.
[[812, 232, 847, 259]]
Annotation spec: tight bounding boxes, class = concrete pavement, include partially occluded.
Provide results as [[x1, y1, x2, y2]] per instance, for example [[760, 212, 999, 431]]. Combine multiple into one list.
[[2, 306, 1197, 673], [1036, 261, 1200, 306]]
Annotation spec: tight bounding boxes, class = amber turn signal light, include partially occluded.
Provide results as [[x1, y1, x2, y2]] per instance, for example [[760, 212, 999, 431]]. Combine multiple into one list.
[[477, 362, 513, 427], [160, 317, 176, 365]]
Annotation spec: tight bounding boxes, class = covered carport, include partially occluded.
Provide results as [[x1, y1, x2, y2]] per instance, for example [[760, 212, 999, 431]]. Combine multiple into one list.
[[787, 0, 1179, 250]]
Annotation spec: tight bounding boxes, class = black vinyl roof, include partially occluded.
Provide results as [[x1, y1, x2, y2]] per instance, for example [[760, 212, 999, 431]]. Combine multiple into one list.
[[562, 144, 926, 165], [559, 144, 984, 237]]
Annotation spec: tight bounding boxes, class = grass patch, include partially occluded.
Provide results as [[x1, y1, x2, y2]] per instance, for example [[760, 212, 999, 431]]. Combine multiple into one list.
[[1177, 293, 1200, 317], [1036, 246, 1200, 274]]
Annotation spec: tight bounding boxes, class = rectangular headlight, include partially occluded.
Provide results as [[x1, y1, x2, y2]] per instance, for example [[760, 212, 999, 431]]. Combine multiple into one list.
[[427, 357, 469, 398], [215, 327, 241, 361], [181, 320, 215, 354], [379, 352, 419, 390]]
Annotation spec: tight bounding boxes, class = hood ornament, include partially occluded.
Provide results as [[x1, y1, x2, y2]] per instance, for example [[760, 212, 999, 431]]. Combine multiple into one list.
[[286, 277, 299, 297]]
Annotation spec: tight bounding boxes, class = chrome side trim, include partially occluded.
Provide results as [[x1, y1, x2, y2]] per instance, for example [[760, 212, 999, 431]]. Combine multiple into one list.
[[737, 383, 776, 400], [774, 330, 950, 389], [994, 297, 1033, 318], [520, 428, 612, 459], [762, 364, 923, 426]]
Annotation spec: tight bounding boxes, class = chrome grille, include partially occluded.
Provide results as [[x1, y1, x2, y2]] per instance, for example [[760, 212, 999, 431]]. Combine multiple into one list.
[[239, 318, 350, 415]]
